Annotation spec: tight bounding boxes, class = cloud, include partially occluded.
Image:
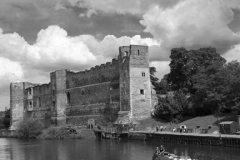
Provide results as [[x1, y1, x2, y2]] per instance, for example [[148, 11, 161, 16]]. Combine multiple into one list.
[[0, 25, 159, 85], [222, 44, 240, 62], [67, 0, 181, 16], [140, 0, 240, 61], [0, 57, 24, 93], [150, 61, 170, 80]]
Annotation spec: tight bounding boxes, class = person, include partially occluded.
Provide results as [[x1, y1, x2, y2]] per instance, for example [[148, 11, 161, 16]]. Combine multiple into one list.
[[160, 145, 165, 153], [154, 147, 161, 156], [156, 125, 159, 132], [160, 126, 163, 132]]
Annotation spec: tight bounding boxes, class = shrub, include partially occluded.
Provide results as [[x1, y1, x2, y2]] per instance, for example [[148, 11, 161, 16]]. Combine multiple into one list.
[[3, 109, 10, 128], [16, 119, 44, 139], [38, 125, 94, 140]]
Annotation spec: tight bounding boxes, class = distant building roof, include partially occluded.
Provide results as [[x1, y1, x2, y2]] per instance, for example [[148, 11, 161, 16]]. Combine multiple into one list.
[[219, 121, 236, 125]]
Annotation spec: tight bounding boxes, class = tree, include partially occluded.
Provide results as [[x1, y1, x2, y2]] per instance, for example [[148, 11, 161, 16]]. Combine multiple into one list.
[[3, 109, 10, 128], [191, 60, 240, 115], [158, 75, 169, 94], [154, 90, 190, 122], [167, 47, 226, 93], [191, 62, 226, 114], [150, 67, 161, 93]]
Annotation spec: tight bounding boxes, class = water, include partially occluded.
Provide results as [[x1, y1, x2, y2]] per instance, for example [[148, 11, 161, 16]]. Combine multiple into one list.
[[0, 138, 239, 160]]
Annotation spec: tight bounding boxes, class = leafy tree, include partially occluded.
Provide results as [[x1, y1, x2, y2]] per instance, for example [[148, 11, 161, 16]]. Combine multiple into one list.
[[191, 62, 226, 114], [191, 60, 240, 115], [150, 67, 161, 93], [158, 75, 169, 94], [154, 90, 189, 122], [3, 109, 10, 128], [167, 47, 226, 93]]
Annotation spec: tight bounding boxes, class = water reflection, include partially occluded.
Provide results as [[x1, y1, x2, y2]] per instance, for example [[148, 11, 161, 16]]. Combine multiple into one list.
[[0, 138, 239, 160]]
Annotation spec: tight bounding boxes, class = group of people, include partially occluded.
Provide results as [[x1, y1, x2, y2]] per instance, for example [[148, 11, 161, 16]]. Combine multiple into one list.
[[154, 145, 165, 156], [155, 125, 167, 132]]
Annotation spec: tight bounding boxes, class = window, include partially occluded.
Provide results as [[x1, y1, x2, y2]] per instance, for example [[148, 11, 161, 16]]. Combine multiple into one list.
[[29, 101, 32, 105], [142, 72, 145, 77], [28, 88, 32, 95], [123, 51, 128, 57], [137, 50, 140, 55], [140, 89, 144, 95], [39, 97, 41, 107], [52, 101, 55, 108], [67, 92, 70, 104]]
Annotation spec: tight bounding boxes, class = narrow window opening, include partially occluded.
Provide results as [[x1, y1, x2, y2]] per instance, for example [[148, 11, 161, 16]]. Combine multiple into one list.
[[39, 97, 41, 108], [140, 89, 144, 95], [137, 50, 140, 55], [52, 101, 55, 108], [28, 89, 32, 95], [67, 92, 70, 104], [81, 90, 85, 95], [29, 101, 32, 105]]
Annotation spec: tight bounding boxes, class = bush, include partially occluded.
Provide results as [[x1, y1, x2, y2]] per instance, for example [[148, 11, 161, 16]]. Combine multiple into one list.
[[38, 125, 95, 140], [3, 109, 10, 128], [38, 125, 82, 139], [16, 119, 44, 139]]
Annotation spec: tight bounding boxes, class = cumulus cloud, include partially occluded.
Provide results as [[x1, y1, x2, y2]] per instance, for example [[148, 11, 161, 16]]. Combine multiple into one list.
[[140, 0, 240, 61], [0, 57, 24, 93], [0, 25, 159, 95], [222, 44, 240, 62], [150, 61, 170, 80]]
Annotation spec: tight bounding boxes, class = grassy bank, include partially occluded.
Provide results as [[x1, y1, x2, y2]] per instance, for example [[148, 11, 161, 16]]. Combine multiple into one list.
[[137, 114, 238, 133]]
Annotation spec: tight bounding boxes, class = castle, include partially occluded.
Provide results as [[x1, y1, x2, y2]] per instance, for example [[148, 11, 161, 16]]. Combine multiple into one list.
[[10, 45, 157, 128]]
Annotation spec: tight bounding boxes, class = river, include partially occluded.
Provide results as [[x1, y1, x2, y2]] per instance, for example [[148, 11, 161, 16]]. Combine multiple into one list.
[[0, 138, 239, 160]]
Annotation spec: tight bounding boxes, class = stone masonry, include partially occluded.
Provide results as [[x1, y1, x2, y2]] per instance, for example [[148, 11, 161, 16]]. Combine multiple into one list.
[[10, 45, 157, 128]]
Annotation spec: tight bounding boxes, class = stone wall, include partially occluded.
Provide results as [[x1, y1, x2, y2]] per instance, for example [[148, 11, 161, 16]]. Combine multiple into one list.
[[67, 58, 119, 88]]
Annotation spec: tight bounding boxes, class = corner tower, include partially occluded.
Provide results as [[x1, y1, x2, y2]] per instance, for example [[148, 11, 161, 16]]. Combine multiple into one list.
[[119, 45, 151, 121]]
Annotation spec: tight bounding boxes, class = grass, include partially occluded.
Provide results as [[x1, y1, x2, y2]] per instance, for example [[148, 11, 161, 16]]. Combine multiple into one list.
[[136, 114, 239, 133]]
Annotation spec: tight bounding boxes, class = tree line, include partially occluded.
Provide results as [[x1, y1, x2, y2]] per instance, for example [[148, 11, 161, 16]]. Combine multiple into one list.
[[150, 47, 240, 122]]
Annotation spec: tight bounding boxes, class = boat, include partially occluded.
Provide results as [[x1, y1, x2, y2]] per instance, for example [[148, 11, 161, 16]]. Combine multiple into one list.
[[152, 152, 193, 160]]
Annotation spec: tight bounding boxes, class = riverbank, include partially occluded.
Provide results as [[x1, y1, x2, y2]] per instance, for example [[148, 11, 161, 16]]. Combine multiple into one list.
[[0, 126, 95, 140]]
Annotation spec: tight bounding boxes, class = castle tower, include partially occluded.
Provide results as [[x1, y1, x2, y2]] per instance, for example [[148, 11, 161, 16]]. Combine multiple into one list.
[[10, 82, 25, 128], [50, 69, 68, 126], [119, 45, 151, 122], [10, 82, 33, 128]]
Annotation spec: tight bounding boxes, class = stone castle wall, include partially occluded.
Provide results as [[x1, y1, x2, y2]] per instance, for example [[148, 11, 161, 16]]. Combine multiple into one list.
[[10, 45, 154, 127]]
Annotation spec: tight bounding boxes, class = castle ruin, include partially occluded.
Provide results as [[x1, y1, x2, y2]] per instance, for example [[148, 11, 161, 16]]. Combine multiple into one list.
[[10, 45, 157, 128]]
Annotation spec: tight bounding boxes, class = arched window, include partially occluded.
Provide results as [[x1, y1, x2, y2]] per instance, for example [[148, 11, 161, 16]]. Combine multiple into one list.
[[67, 92, 70, 104]]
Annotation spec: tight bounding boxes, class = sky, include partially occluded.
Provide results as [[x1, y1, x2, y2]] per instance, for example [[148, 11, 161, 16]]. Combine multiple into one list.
[[0, 0, 240, 110]]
